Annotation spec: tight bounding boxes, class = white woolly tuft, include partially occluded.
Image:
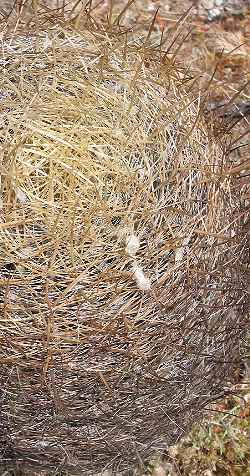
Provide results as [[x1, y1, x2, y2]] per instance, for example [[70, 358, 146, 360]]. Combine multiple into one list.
[[15, 187, 28, 203], [126, 234, 140, 257], [132, 262, 151, 291]]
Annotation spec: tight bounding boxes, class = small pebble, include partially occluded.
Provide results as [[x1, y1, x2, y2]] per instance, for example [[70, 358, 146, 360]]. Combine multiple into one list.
[[215, 0, 224, 6], [208, 7, 222, 21]]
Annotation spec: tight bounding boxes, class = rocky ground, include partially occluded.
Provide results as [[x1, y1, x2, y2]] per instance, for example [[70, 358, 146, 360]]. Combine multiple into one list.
[[1, 0, 250, 20]]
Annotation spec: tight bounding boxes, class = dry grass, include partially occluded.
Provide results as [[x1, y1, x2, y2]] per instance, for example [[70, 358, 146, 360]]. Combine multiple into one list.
[[149, 373, 250, 476], [0, 1, 249, 475]]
